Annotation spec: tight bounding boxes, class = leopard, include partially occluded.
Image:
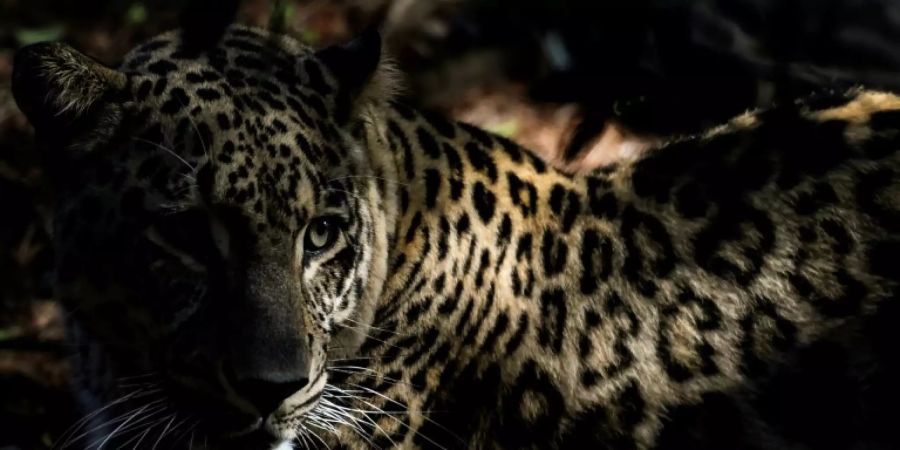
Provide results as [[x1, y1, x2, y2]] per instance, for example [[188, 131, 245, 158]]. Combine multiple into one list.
[[11, 23, 900, 450]]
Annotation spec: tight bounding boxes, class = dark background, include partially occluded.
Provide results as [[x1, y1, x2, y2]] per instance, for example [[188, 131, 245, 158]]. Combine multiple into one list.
[[1, 1, 899, 448]]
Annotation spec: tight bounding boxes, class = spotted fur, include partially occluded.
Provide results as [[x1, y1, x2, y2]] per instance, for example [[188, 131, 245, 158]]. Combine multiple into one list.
[[12, 25, 900, 449]]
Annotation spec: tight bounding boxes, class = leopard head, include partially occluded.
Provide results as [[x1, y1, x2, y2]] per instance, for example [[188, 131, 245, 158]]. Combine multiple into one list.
[[12, 25, 396, 448]]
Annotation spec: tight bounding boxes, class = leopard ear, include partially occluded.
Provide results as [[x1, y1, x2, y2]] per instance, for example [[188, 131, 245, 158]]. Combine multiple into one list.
[[12, 42, 127, 133], [313, 27, 399, 121]]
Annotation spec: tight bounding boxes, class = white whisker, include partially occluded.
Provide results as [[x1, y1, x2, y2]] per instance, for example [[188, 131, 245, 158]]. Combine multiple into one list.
[[131, 137, 197, 175], [93, 401, 160, 449]]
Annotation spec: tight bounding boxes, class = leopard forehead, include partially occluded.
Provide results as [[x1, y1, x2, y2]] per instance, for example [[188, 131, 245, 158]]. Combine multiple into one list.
[[107, 25, 365, 235]]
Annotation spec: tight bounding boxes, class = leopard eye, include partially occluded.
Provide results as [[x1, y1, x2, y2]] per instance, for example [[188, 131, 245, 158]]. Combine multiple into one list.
[[304, 217, 339, 254]]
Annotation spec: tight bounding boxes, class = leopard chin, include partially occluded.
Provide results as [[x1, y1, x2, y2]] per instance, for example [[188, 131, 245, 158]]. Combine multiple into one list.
[[271, 440, 296, 450]]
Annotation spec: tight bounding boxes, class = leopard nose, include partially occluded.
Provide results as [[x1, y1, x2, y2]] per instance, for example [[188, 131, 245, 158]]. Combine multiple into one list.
[[229, 373, 310, 417]]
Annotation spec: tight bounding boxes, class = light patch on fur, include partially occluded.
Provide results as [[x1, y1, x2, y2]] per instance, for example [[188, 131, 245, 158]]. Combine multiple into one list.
[[271, 440, 295, 450], [702, 110, 760, 139], [730, 111, 760, 129], [807, 90, 900, 146], [810, 90, 900, 123]]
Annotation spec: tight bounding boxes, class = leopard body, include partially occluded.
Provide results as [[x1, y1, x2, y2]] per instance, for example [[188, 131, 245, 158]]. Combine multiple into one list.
[[11, 24, 900, 449]]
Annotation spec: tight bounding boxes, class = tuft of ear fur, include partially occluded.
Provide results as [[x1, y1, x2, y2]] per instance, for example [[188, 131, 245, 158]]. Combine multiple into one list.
[[314, 27, 402, 122], [358, 50, 402, 110], [12, 42, 126, 132]]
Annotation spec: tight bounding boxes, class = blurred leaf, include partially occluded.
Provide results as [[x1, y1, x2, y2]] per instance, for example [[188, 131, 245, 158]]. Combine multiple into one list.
[[269, 0, 296, 34], [487, 120, 518, 137], [300, 29, 320, 45], [126, 3, 148, 25], [0, 326, 22, 342], [14, 26, 65, 46]]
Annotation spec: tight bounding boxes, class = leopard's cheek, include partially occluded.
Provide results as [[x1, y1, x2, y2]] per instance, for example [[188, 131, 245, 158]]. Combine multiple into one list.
[[299, 252, 372, 368], [301, 239, 363, 328], [301, 283, 334, 337]]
